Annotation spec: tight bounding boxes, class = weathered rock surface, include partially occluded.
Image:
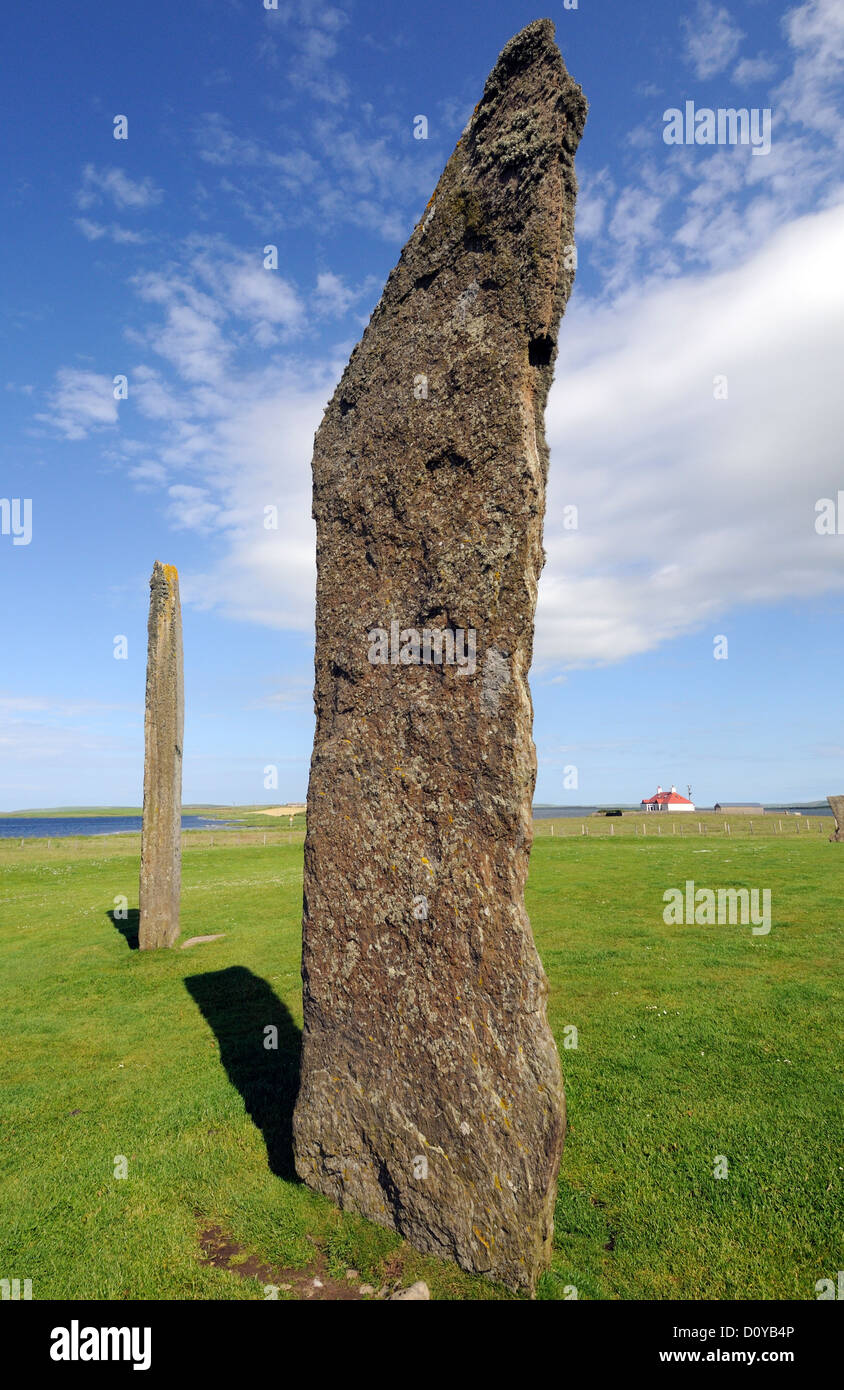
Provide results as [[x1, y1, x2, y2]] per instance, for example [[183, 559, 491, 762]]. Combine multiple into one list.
[[389, 1281, 431, 1301], [139, 562, 184, 949], [293, 19, 586, 1292], [828, 795, 844, 841]]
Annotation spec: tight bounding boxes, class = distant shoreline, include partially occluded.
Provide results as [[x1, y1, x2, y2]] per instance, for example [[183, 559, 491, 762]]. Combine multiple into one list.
[[1, 800, 833, 821], [0, 813, 237, 841]]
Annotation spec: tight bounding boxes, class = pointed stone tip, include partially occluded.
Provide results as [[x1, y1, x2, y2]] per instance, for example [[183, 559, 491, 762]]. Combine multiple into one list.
[[475, 16, 587, 139], [508, 17, 556, 48], [494, 17, 560, 71], [150, 561, 180, 596]]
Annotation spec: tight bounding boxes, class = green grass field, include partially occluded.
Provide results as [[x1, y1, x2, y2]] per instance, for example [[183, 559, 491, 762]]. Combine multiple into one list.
[[0, 825, 840, 1300]]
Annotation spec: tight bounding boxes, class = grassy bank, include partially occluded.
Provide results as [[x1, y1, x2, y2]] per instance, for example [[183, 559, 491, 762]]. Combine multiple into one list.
[[0, 830, 839, 1299]]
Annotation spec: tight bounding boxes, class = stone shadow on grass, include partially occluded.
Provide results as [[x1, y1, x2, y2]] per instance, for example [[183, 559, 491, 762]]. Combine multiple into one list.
[[108, 907, 139, 950], [185, 966, 301, 1182]]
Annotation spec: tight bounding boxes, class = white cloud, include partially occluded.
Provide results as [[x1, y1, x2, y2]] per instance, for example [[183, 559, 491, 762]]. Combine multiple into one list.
[[608, 188, 664, 245], [67, 2, 840, 679], [167, 484, 221, 532], [36, 368, 119, 440], [537, 202, 844, 667], [132, 270, 230, 384], [733, 54, 778, 83], [115, 199, 844, 680], [132, 244, 304, 371], [313, 270, 359, 316], [575, 168, 613, 239], [193, 113, 322, 188], [776, 0, 844, 146], [75, 217, 147, 244], [587, 0, 844, 294], [682, 2, 744, 79], [77, 165, 163, 211], [0, 695, 51, 713], [192, 104, 442, 244], [224, 262, 303, 331], [248, 678, 314, 711], [130, 366, 190, 423], [261, 0, 351, 103], [111, 246, 329, 622], [160, 364, 329, 630], [128, 460, 168, 489]]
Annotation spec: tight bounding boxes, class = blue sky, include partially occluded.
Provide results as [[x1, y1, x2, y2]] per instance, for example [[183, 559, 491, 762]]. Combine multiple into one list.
[[1, 0, 842, 810]]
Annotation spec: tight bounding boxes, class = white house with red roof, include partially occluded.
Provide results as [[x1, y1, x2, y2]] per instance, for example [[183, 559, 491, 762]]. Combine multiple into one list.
[[641, 785, 695, 812]]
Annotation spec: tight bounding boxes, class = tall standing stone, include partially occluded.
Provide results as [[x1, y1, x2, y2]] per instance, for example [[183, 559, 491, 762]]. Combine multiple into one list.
[[139, 562, 184, 950], [293, 19, 587, 1291], [828, 796, 844, 841]]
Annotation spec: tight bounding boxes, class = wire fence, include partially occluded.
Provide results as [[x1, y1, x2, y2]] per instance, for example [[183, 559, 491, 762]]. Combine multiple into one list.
[[0, 815, 834, 854], [0, 829, 306, 854], [532, 814, 832, 839]]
